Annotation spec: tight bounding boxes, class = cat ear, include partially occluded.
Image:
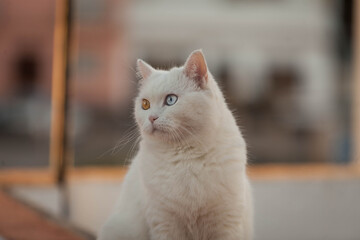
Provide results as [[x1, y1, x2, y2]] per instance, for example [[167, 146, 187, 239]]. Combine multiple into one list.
[[183, 49, 208, 88], [137, 59, 155, 80]]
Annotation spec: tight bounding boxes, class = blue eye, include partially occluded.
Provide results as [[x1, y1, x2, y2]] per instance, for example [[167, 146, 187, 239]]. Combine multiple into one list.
[[165, 94, 178, 106]]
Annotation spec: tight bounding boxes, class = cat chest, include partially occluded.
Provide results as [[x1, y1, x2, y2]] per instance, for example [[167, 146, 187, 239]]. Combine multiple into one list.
[[145, 161, 234, 208]]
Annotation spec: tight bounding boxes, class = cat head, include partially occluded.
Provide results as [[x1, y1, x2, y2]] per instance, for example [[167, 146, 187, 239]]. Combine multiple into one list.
[[134, 50, 221, 145]]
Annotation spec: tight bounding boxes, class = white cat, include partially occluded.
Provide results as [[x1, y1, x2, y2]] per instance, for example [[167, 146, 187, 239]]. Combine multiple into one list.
[[98, 50, 253, 240]]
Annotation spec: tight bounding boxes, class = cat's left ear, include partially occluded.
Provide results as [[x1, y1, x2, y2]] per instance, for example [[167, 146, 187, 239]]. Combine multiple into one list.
[[183, 49, 208, 88], [137, 59, 155, 80]]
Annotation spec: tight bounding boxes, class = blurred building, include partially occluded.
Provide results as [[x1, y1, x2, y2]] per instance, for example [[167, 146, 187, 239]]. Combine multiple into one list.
[[0, 0, 55, 167], [71, 0, 131, 111], [0, 0, 352, 166], [0, 0, 130, 167], [127, 0, 347, 163], [0, 0, 54, 100]]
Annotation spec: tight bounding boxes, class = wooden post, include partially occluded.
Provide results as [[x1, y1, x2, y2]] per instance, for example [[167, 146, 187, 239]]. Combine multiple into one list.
[[353, 0, 360, 167], [49, 0, 72, 184]]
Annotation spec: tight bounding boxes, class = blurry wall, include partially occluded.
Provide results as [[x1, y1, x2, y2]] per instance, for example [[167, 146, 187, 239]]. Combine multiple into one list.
[[0, 0, 54, 99], [0, 0, 55, 167], [71, 0, 131, 111]]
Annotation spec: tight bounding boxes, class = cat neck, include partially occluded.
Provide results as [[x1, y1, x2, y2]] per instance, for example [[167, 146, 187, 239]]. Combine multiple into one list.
[[141, 128, 217, 155]]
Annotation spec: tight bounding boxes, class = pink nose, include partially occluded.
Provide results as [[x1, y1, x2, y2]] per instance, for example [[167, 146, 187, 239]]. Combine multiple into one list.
[[149, 116, 158, 124]]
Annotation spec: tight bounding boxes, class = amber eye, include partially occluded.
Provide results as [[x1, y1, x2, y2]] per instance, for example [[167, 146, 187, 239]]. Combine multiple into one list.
[[142, 99, 150, 110]]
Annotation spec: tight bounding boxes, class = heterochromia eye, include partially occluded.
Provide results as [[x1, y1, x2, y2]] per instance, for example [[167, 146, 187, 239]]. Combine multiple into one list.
[[165, 94, 178, 106], [142, 99, 150, 110]]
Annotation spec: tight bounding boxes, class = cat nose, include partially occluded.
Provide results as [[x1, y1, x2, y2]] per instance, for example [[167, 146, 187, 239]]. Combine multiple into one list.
[[149, 115, 158, 124]]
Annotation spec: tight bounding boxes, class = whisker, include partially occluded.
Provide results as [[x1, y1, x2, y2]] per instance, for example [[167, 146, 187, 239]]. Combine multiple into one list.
[[97, 124, 139, 160], [124, 134, 141, 166]]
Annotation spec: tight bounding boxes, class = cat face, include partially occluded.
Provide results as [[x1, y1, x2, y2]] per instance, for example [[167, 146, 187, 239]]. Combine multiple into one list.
[[134, 50, 218, 144]]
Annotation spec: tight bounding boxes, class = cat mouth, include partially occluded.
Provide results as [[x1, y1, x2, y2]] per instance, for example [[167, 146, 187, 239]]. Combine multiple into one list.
[[151, 125, 164, 134], [149, 124, 167, 135]]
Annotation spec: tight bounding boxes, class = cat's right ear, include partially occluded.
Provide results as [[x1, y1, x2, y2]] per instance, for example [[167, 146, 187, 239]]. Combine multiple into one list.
[[183, 50, 208, 89], [137, 59, 155, 80]]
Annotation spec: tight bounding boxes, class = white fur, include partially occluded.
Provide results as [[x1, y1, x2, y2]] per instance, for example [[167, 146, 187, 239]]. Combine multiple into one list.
[[98, 50, 253, 240]]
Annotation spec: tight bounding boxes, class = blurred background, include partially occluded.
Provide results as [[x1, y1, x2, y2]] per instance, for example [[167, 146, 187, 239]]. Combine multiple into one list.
[[0, 0, 359, 240], [0, 0, 355, 167]]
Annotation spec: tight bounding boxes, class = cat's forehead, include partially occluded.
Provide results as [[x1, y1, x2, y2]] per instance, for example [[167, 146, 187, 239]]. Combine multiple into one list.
[[140, 68, 186, 97]]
